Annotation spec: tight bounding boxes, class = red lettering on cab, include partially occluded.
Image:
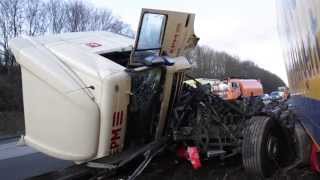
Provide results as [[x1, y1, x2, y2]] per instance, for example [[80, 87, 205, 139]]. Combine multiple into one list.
[[110, 111, 124, 152]]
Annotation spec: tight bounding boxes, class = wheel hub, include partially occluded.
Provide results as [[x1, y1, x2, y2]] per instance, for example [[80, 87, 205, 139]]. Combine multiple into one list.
[[267, 136, 280, 160]]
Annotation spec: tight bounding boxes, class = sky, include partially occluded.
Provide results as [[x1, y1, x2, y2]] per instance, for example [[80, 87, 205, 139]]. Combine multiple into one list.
[[90, 0, 288, 84]]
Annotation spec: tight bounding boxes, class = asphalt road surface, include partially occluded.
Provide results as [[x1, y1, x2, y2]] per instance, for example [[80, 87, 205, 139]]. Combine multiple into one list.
[[0, 138, 72, 180], [106, 152, 320, 180], [132, 153, 320, 180], [0, 138, 319, 180]]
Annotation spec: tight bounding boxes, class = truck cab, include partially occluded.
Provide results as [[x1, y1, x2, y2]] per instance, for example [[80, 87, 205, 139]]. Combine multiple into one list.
[[9, 8, 198, 162]]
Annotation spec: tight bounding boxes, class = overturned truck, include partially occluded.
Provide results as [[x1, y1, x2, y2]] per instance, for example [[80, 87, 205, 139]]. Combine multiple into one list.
[[9, 8, 310, 179]]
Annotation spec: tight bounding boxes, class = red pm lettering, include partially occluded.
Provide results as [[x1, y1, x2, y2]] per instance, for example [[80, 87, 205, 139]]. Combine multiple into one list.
[[110, 128, 121, 149]]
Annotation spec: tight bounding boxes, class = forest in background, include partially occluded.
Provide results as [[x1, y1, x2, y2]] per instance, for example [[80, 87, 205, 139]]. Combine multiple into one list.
[[0, 0, 285, 137], [0, 0, 133, 68], [187, 46, 285, 93]]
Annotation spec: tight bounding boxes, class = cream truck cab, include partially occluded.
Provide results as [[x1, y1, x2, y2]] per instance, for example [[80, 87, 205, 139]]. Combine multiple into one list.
[[9, 8, 198, 163]]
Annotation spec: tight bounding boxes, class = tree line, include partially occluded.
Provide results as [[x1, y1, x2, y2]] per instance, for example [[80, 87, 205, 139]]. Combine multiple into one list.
[[187, 46, 285, 93], [0, 0, 134, 69]]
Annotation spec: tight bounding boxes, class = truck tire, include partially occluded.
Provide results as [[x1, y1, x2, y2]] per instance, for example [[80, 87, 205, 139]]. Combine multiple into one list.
[[242, 116, 290, 177], [294, 123, 311, 165]]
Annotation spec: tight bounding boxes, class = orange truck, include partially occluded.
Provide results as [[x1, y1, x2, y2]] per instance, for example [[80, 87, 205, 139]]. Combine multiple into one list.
[[217, 78, 264, 101], [185, 78, 264, 101]]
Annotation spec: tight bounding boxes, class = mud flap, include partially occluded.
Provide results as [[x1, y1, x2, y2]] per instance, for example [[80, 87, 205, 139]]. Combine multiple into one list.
[[310, 143, 320, 173]]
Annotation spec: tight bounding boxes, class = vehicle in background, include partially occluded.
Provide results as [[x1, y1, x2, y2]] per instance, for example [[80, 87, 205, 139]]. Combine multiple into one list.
[[224, 79, 264, 100], [261, 93, 271, 104], [184, 78, 221, 89], [270, 91, 284, 101], [278, 86, 290, 100], [185, 78, 264, 101], [184, 78, 229, 99]]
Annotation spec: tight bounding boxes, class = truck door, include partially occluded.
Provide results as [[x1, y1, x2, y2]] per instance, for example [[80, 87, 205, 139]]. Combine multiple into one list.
[[126, 9, 199, 146], [130, 8, 199, 64]]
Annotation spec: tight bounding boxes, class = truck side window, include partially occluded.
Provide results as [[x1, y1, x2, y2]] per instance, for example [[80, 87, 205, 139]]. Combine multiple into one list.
[[231, 82, 238, 88], [131, 13, 167, 64], [137, 13, 166, 50]]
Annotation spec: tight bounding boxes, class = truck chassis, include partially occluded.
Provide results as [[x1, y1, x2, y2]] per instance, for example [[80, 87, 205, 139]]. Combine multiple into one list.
[[28, 78, 309, 180]]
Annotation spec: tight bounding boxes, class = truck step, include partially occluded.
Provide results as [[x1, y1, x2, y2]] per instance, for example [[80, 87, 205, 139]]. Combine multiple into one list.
[[206, 149, 226, 158], [87, 138, 167, 170]]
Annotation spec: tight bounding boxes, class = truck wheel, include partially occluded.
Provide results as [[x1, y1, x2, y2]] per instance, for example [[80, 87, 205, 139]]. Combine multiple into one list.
[[242, 116, 290, 177], [294, 123, 311, 165]]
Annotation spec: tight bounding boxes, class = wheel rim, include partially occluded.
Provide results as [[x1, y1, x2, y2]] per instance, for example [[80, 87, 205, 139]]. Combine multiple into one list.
[[261, 125, 290, 176], [266, 135, 280, 161]]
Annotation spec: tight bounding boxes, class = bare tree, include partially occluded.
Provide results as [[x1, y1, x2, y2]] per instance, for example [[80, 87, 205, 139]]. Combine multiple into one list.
[[109, 19, 127, 34], [24, 0, 48, 36], [62, 1, 133, 36], [0, 0, 135, 69], [87, 8, 134, 37], [87, 8, 113, 31], [46, 0, 66, 33], [65, 0, 91, 32], [0, 0, 24, 68]]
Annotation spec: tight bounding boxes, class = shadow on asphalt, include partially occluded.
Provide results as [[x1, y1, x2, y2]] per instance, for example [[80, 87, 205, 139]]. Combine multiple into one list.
[[128, 153, 319, 180]]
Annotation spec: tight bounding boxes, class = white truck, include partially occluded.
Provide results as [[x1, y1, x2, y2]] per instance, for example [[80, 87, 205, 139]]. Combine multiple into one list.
[[9, 8, 198, 162]]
